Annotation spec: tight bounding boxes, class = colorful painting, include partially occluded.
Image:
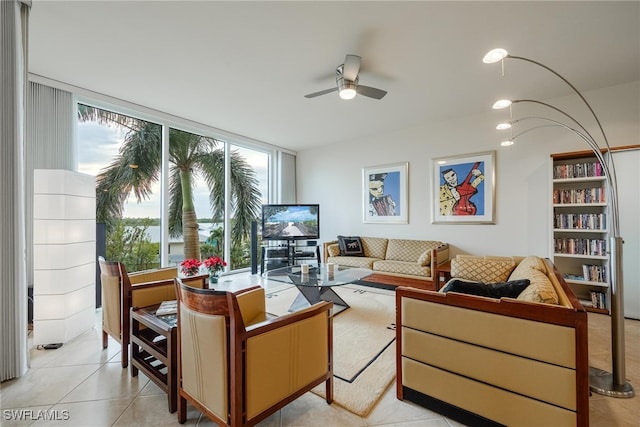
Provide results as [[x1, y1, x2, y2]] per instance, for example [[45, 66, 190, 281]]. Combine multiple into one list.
[[432, 151, 495, 224], [363, 162, 408, 224]]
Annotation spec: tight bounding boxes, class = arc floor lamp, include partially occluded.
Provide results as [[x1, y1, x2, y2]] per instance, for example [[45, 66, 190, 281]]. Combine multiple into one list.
[[483, 48, 633, 398]]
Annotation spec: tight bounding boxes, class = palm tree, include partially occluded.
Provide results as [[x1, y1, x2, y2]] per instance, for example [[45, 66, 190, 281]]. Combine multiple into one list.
[[78, 105, 262, 261]]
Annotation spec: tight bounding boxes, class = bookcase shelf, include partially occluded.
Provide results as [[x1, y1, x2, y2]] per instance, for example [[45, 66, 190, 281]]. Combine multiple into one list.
[[551, 151, 610, 313]]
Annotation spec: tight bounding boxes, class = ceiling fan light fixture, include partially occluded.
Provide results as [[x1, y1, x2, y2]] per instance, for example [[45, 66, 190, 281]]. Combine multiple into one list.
[[338, 77, 357, 100], [339, 88, 357, 100]]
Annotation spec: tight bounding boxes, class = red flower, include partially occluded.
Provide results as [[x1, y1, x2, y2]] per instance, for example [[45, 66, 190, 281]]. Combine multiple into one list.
[[203, 256, 227, 274], [180, 258, 202, 276]]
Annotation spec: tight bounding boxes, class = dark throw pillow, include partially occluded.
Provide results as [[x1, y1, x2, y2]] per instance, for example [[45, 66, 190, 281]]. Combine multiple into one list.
[[441, 279, 531, 299], [337, 235, 364, 256]]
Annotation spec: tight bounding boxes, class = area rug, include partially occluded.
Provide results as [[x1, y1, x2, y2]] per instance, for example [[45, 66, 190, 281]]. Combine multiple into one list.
[[265, 283, 396, 416]]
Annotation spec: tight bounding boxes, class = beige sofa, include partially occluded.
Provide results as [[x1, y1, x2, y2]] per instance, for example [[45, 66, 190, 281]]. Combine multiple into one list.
[[396, 255, 589, 427], [323, 236, 449, 282]]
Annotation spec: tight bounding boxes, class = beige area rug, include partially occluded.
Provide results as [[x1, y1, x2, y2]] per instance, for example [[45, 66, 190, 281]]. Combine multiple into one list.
[[265, 284, 396, 416]]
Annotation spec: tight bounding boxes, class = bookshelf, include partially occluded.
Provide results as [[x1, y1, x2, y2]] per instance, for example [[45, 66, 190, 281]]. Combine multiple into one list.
[[551, 151, 609, 313]]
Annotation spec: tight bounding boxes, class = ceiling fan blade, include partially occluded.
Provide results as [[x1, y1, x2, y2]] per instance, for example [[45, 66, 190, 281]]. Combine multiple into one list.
[[304, 87, 338, 98], [356, 85, 387, 99], [343, 54, 361, 81]]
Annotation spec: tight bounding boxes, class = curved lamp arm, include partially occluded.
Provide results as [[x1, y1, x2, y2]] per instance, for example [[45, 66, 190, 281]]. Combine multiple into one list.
[[507, 117, 619, 236], [486, 48, 633, 397]]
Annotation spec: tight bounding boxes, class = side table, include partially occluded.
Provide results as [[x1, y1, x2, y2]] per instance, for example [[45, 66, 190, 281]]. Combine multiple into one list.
[[130, 305, 177, 413], [436, 260, 452, 290]]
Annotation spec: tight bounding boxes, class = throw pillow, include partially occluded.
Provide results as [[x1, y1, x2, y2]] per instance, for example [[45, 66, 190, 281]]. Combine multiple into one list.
[[441, 278, 531, 299], [417, 250, 431, 266], [337, 235, 364, 256]]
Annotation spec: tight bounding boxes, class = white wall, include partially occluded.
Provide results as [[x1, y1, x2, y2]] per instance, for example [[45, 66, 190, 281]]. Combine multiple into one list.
[[296, 81, 639, 258]]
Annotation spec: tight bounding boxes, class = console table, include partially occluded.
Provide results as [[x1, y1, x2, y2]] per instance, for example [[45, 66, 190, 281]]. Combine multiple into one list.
[[130, 305, 177, 413]]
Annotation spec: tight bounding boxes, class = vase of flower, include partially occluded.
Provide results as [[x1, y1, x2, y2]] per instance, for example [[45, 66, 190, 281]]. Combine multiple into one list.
[[203, 256, 227, 286], [180, 258, 202, 277]]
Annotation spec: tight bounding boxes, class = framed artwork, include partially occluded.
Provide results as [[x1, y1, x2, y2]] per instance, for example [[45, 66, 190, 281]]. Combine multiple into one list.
[[431, 151, 495, 224], [363, 162, 409, 224]]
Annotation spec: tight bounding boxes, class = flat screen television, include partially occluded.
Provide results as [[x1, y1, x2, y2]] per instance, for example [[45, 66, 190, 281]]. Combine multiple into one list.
[[261, 204, 319, 240]]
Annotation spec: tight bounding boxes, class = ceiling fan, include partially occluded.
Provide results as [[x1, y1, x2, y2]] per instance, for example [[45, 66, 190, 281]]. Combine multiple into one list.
[[304, 54, 387, 100]]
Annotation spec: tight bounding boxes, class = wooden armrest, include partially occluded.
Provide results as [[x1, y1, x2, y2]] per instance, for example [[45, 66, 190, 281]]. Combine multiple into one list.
[[431, 243, 450, 280], [236, 287, 267, 327], [245, 301, 332, 337], [323, 240, 339, 263]]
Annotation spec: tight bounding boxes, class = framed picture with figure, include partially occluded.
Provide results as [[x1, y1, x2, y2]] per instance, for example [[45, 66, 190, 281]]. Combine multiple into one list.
[[432, 151, 495, 224], [363, 162, 408, 224]]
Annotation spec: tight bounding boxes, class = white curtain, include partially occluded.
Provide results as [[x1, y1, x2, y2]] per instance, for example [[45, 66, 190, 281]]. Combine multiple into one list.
[[1, 0, 30, 381], [26, 82, 75, 288], [279, 151, 297, 203]]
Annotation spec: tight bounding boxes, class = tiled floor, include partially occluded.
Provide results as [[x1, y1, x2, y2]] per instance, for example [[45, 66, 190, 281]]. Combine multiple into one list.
[[1, 273, 638, 426]]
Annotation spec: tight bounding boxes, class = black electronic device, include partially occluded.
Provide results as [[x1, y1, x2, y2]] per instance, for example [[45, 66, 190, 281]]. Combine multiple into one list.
[[261, 204, 320, 241]]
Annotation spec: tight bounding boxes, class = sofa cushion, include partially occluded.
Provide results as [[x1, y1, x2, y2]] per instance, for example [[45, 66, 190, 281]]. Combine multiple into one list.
[[327, 243, 340, 257], [441, 278, 531, 299], [516, 269, 559, 305], [327, 256, 376, 269], [360, 237, 389, 259], [417, 250, 431, 266], [509, 256, 547, 279], [373, 259, 430, 277], [450, 256, 516, 283], [507, 256, 559, 305], [386, 239, 442, 263], [337, 235, 364, 256]]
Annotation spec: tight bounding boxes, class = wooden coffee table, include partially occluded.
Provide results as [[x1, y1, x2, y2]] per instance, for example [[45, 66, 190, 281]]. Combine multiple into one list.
[[130, 305, 177, 413]]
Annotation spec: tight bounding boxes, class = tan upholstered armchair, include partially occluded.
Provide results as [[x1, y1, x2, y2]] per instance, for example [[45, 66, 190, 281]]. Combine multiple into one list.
[[174, 278, 334, 426], [99, 257, 207, 368]]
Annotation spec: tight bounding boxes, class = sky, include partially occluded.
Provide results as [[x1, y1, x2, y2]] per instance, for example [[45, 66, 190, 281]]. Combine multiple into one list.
[[77, 120, 269, 219]]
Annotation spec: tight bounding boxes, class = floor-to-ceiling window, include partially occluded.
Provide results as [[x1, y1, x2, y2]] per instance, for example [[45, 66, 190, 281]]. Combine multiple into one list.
[[77, 104, 162, 273], [77, 103, 269, 273], [228, 144, 269, 270]]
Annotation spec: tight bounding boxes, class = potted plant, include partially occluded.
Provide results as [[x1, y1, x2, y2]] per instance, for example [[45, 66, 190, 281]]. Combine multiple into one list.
[[180, 258, 202, 277], [203, 256, 227, 284]]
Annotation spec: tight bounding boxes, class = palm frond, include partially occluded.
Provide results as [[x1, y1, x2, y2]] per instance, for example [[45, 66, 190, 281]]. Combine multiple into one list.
[[77, 104, 141, 132], [228, 150, 262, 242]]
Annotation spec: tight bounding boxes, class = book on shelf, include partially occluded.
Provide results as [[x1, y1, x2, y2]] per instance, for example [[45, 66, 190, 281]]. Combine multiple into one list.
[[582, 264, 608, 283], [590, 291, 607, 310], [553, 162, 603, 179], [156, 300, 177, 316]]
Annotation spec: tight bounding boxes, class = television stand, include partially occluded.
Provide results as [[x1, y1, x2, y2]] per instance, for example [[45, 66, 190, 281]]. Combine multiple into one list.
[[261, 240, 320, 273]]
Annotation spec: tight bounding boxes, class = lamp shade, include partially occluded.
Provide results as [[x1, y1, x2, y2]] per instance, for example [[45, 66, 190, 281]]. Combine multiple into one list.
[[33, 170, 96, 346], [492, 99, 512, 109], [483, 48, 508, 64]]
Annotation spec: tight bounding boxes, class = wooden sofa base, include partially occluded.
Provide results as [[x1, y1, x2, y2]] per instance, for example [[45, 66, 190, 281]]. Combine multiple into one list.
[[401, 387, 504, 427], [359, 273, 436, 291]]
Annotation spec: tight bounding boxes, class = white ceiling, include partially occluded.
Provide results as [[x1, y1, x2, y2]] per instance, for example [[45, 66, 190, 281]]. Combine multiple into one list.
[[29, 1, 640, 152]]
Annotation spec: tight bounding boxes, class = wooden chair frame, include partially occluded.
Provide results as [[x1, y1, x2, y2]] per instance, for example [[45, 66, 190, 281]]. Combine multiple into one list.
[[98, 257, 207, 368], [175, 279, 333, 426]]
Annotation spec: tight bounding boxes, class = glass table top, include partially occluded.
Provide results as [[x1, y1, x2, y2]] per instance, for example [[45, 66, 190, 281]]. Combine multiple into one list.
[[262, 264, 372, 287]]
